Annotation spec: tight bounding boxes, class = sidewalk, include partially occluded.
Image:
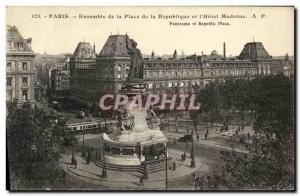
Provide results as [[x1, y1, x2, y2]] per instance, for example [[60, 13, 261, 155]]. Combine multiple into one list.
[[60, 148, 205, 190]]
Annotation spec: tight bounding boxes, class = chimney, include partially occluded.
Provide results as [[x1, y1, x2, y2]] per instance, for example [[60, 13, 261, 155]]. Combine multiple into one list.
[[223, 42, 226, 58]]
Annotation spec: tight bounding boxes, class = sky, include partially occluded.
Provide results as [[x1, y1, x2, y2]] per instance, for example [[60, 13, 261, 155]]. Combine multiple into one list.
[[6, 6, 294, 56]]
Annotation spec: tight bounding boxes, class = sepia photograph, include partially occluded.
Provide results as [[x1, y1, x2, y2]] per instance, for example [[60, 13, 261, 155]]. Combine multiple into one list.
[[5, 6, 295, 191]]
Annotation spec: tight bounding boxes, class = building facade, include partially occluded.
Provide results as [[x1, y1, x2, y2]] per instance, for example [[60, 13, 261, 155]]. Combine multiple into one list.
[[70, 36, 132, 106], [49, 55, 71, 98], [70, 34, 290, 107], [50, 69, 70, 98], [69, 42, 97, 105], [6, 25, 36, 105]]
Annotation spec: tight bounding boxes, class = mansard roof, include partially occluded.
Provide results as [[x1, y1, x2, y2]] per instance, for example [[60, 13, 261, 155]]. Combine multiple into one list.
[[238, 42, 271, 60], [72, 42, 96, 59], [99, 35, 131, 57], [6, 25, 33, 53]]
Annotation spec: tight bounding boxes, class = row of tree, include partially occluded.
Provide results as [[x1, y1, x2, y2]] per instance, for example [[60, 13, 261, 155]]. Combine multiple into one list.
[[195, 74, 294, 190]]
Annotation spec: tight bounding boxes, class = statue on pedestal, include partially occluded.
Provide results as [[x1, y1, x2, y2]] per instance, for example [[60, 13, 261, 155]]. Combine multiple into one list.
[[125, 34, 144, 80]]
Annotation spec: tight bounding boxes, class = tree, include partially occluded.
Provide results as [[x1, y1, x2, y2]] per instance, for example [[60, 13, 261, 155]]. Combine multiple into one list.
[[220, 75, 294, 190], [198, 82, 220, 126], [7, 102, 73, 189]]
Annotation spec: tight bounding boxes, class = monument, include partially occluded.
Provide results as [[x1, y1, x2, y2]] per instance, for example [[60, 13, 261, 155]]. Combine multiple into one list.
[[101, 35, 169, 168]]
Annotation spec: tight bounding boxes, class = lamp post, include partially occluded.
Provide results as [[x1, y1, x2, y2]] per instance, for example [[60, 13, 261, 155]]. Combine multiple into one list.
[[165, 143, 168, 190], [82, 130, 86, 157], [190, 136, 196, 168], [167, 117, 170, 132], [143, 162, 148, 180], [101, 149, 107, 178], [186, 118, 189, 133]]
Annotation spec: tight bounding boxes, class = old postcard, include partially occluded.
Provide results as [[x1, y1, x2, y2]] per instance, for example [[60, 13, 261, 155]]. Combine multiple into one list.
[[6, 6, 295, 191]]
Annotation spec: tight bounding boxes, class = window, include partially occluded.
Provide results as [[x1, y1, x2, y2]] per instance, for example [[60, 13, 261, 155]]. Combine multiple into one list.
[[7, 89, 13, 101], [22, 62, 28, 70], [6, 62, 12, 71], [148, 83, 153, 89], [22, 89, 28, 100], [7, 40, 12, 48], [22, 77, 28, 86], [117, 65, 122, 71], [7, 77, 12, 86]]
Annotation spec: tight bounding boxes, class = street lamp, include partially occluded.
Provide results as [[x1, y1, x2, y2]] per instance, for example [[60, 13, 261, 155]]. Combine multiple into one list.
[[82, 130, 86, 157], [186, 118, 189, 133], [165, 143, 168, 190], [167, 117, 170, 132], [190, 137, 196, 168], [101, 149, 107, 178], [143, 162, 148, 180]]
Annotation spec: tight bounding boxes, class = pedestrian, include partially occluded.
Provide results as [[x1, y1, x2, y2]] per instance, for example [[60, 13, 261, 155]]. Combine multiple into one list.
[[86, 150, 91, 164], [74, 158, 77, 169], [205, 133, 208, 140], [173, 161, 176, 170], [140, 176, 144, 187], [183, 152, 186, 161]]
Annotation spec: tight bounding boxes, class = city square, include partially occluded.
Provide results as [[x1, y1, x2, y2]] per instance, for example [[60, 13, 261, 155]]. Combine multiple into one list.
[[6, 6, 295, 191]]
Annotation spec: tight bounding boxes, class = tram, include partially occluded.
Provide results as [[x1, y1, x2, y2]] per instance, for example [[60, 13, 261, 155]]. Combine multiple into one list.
[[67, 120, 118, 134]]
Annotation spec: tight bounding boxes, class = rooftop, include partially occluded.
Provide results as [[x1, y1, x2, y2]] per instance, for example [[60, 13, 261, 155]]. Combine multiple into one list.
[[72, 42, 96, 59], [6, 25, 33, 53], [99, 34, 132, 57], [238, 42, 271, 60]]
